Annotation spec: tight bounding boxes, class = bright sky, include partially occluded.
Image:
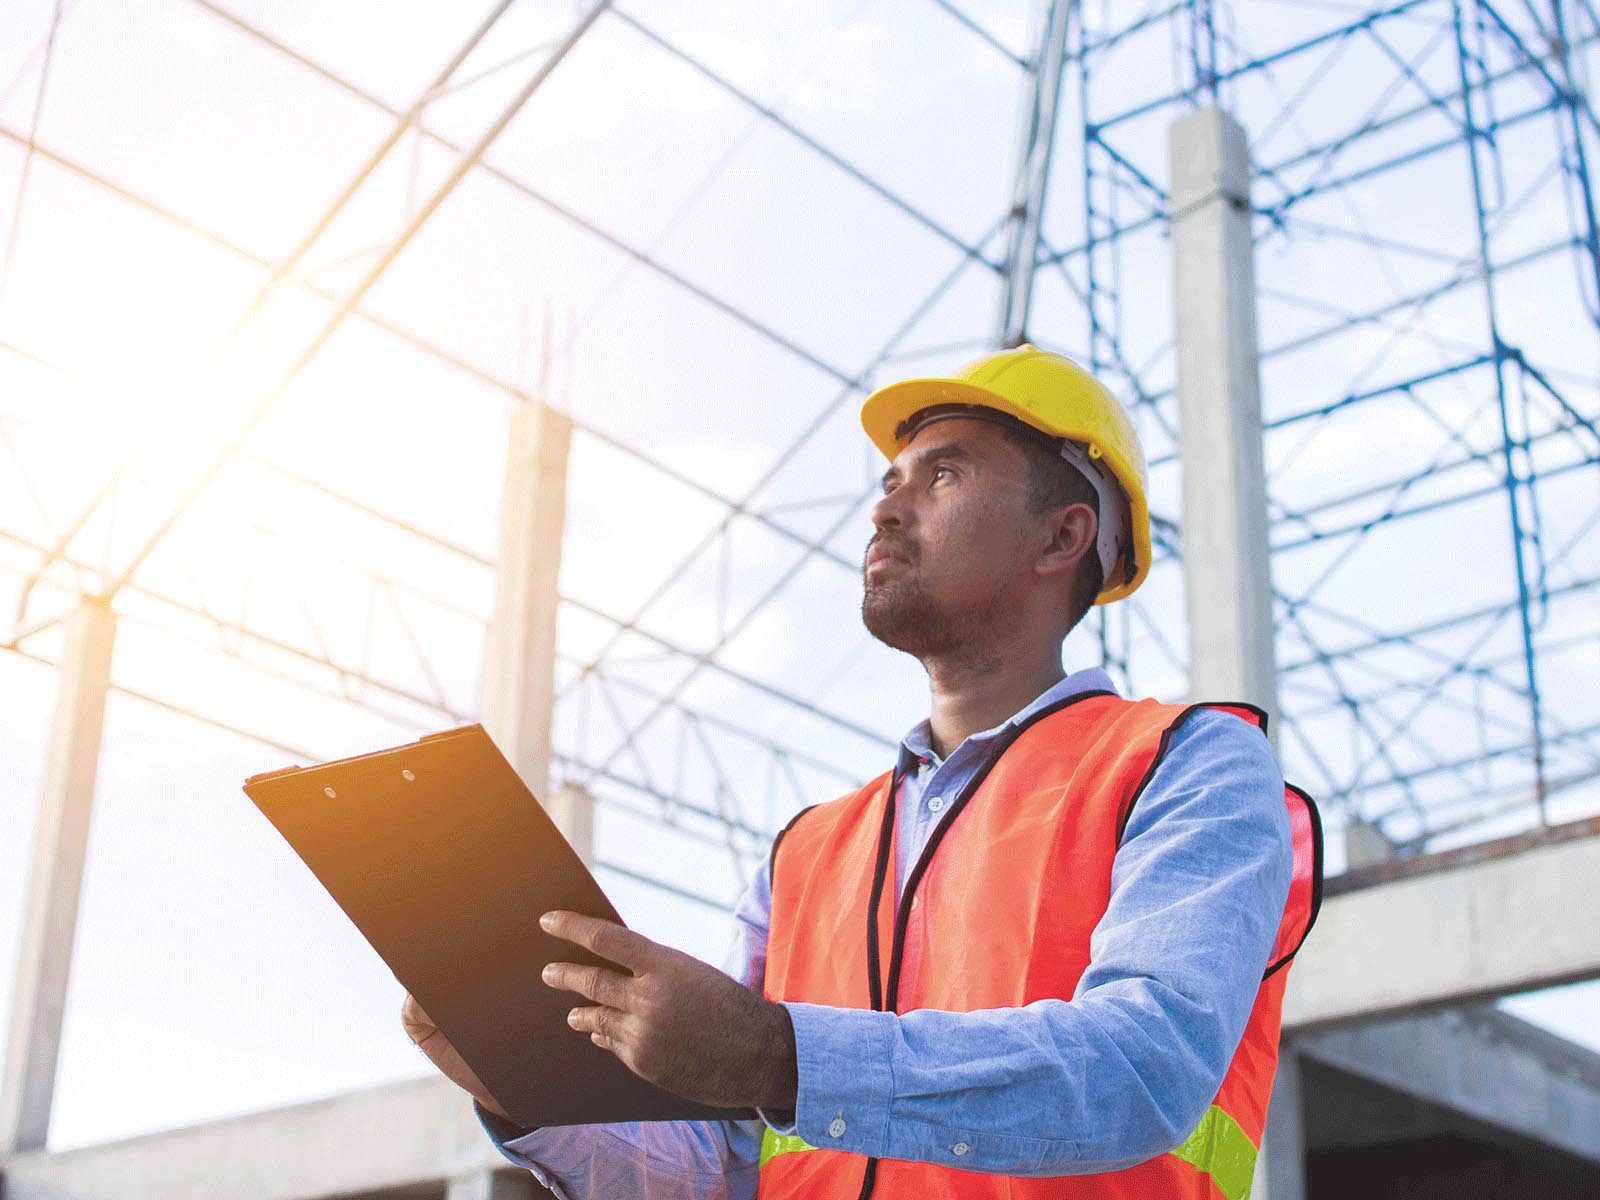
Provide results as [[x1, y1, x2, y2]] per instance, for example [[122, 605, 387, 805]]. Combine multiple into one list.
[[1, 0, 1597, 1152]]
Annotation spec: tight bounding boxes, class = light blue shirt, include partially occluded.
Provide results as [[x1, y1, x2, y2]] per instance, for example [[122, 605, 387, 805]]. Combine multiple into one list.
[[474, 666, 1293, 1199]]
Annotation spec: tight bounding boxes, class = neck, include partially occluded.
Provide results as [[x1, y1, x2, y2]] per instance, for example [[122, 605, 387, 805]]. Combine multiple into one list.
[[921, 641, 1066, 760]]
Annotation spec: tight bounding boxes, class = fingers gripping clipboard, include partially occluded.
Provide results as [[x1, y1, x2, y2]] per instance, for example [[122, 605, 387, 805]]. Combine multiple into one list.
[[242, 724, 755, 1129]]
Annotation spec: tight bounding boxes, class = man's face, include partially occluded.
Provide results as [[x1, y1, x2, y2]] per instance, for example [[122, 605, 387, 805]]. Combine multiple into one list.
[[861, 417, 1038, 657]]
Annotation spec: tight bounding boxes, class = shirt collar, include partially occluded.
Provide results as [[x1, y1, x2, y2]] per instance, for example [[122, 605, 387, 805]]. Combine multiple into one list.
[[896, 665, 1118, 775]]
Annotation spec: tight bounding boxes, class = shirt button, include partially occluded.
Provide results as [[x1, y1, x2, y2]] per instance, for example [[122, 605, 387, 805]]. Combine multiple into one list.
[[951, 1141, 970, 1156], [928, 795, 946, 813], [828, 1117, 847, 1138]]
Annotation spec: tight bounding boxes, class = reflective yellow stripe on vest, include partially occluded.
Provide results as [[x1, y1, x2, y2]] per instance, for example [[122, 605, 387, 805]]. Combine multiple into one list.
[[1168, 1105, 1258, 1200], [762, 1107, 1254, 1197], [760, 1128, 814, 1168]]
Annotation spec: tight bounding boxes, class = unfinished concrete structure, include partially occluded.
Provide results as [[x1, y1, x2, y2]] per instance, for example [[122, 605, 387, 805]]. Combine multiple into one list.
[[2, 1, 1597, 1196], [6, 828, 1600, 1197]]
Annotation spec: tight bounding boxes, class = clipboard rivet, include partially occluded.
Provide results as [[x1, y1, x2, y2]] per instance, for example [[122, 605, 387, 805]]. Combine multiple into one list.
[[324, 787, 337, 799], [401, 769, 415, 782]]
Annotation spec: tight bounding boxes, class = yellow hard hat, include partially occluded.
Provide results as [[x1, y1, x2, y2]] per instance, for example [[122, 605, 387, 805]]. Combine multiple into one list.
[[860, 344, 1150, 604]]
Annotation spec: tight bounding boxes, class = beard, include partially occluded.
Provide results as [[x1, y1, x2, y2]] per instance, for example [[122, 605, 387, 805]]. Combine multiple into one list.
[[861, 565, 983, 657]]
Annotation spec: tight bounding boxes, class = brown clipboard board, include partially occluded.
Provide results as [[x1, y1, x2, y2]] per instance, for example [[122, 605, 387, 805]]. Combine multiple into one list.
[[242, 723, 755, 1129]]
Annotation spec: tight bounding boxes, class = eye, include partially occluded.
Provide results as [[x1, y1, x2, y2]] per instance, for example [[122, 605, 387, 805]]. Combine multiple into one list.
[[882, 464, 954, 495]]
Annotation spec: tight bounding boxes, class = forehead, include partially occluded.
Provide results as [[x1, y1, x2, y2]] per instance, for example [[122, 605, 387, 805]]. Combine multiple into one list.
[[882, 416, 1021, 478]]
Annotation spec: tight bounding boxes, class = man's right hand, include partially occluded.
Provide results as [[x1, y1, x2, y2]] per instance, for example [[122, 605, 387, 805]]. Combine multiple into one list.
[[400, 992, 514, 1123]]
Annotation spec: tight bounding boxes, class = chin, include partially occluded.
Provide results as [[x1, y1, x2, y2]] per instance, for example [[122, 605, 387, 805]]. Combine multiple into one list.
[[861, 585, 949, 655]]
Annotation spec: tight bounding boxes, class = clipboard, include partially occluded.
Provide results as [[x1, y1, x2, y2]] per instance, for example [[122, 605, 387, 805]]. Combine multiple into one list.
[[242, 723, 755, 1129]]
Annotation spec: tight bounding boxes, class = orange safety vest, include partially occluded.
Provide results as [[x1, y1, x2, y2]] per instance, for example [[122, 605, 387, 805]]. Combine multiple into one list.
[[758, 690, 1322, 1200]]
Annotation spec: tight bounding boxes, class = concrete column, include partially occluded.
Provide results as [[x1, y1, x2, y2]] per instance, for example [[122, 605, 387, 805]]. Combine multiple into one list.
[[1343, 816, 1394, 868], [546, 782, 595, 867], [1, 598, 117, 1154], [482, 401, 572, 806], [447, 1167, 548, 1200], [1169, 108, 1279, 736], [1251, 1040, 1307, 1200]]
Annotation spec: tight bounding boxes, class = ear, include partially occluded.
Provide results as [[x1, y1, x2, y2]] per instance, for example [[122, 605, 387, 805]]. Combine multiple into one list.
[[1033, 502, 1097, 582]]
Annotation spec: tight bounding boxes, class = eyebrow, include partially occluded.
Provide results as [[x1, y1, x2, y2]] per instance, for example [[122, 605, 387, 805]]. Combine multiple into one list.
[[880, 443, 978, 489]]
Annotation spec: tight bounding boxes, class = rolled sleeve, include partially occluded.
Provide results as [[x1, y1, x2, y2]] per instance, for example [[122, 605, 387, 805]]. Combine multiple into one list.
[[472, 1098, 764, 1200], [472, 1098, 575, 1198], [782, 1001, 898, 1155]]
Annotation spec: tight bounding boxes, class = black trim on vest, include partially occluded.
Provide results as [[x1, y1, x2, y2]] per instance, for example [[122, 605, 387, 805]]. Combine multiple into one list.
[[768, 803, 821, 887], [1115, 701, 1215, 845], [1108, 701, 1325, 981], [878, 689, 1118, 1014], [1235, 701, 1271, 738], [856, 1157, 878, 1199], [1262, 782, 1324, 980], [851, 688, 1120, 1200], [864, 772, 901, 1013], [763, 805, 822, 999], [1114, 700, 1278, 844]]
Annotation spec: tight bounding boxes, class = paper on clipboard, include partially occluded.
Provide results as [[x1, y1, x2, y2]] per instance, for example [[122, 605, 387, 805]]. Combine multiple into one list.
[[242, 724, 755, 1129]]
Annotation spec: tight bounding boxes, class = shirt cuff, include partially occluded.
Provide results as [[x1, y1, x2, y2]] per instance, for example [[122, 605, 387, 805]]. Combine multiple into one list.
[[782, 1001, 898, 1158], [473, 1096, 537, 1143], [471, 1097, 571, 1198]]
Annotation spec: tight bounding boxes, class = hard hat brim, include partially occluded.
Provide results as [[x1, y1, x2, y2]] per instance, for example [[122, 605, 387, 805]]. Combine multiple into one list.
[[861, 377, 1052, 463]]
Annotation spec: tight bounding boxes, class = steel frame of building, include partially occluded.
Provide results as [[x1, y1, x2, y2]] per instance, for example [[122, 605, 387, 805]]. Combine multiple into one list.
[[1, 0, 1596, 925], [1063, 0, 1600, 854]]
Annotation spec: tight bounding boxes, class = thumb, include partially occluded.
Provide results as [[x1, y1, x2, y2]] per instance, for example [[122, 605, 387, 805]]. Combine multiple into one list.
[[401, 993, 436, 1037]]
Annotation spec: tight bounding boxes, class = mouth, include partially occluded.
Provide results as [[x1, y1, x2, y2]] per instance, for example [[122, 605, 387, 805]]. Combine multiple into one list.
[[866, 546, 911, 570]]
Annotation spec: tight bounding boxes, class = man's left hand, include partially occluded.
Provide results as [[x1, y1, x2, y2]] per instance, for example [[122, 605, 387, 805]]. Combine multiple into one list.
[[539, 909, 798, 1111]]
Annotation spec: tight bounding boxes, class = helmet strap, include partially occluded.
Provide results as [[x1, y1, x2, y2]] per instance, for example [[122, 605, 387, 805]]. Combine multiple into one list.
[[1057, 441, 1131, 589]]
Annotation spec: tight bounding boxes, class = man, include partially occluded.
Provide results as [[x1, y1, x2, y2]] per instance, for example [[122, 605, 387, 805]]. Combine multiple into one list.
[[404, 345, 1321, 1199]]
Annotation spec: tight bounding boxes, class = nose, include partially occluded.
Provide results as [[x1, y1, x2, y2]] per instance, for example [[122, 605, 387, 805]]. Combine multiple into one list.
[[869, 486, 905, 537], [866, 484, 915, 570]]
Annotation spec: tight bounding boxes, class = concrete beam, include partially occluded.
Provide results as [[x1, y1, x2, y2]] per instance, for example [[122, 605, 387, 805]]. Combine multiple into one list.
[[1, 599, 117, 1154], [1284, 829, 1600, 1029], [1297, 1005, 1600, 1165], [0, 1075, 504, 1200], [1169, 107, 1279, 734]]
